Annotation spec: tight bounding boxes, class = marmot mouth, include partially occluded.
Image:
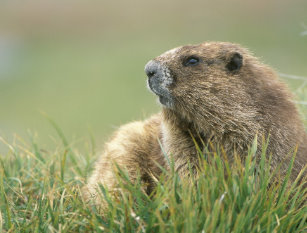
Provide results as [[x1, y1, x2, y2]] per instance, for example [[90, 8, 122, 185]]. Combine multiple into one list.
[[147, 84, 173, 108], [147, 78, 164, 97], [156, 95, 173, 109], [158, 95, 168, 105]]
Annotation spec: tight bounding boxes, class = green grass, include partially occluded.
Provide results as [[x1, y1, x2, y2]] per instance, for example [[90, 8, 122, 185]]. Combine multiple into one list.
[[0, 127, 306, 232], [1, 2, 306, 231]]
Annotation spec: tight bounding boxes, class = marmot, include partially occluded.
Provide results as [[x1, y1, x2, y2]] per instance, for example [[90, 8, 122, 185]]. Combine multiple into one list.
[[84, 42, 307, 207]]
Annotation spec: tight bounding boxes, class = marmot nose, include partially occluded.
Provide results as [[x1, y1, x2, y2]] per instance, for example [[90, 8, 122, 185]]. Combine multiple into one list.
[[145, 60, 159, 78]]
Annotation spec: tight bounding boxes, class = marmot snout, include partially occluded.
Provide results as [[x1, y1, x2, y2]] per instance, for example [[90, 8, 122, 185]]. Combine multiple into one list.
[[145, 60, 174, 108]]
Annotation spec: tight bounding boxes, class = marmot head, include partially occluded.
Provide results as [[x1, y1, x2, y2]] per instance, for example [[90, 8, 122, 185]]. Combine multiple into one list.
[[145, 42, 288, 134]]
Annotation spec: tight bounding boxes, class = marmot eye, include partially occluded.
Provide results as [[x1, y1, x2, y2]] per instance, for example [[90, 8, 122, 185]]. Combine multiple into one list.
[[184, 56, 200, 66]]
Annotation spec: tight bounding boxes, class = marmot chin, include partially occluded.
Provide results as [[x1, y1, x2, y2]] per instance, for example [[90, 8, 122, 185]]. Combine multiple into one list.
[[84, 42, 307, 206]]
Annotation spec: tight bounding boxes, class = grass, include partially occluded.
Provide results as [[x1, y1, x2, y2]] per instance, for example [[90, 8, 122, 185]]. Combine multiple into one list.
[[0, 125, 306, 232], [1, 2, 306, 231]]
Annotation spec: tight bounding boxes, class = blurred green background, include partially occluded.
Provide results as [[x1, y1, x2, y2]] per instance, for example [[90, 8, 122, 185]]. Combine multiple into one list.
[[0, 0, 306, 153]]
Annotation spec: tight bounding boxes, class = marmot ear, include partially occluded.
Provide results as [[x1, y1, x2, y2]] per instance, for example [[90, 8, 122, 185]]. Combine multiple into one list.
[[226, 52, 243, 72]]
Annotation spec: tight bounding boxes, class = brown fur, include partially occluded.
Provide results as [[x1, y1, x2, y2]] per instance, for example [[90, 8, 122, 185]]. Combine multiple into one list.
[[83, 42, 307, 208]]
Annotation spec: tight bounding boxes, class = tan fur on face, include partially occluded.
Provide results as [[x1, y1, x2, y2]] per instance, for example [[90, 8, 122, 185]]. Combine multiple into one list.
[[83, 42, 307, 210]]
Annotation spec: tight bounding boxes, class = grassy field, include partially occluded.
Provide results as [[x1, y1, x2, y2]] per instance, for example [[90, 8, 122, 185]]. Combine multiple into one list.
[[0, 1, 307, 232], [0, 129, 306, 232]]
